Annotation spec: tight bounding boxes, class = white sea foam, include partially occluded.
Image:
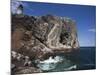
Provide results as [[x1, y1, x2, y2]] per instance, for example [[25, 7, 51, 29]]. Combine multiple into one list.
[[64, 65, 77, 70], [37, 56, 64, 71]]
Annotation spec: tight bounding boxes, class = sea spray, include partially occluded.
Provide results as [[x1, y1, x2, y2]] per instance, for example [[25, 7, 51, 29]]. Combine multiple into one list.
[[37, 56, 64, 71]]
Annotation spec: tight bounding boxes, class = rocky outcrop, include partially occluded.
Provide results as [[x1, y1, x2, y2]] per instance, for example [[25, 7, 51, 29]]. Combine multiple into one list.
[[15, 67, 42, 74], [11, 14, 79, 74], [32, 15, 79, 50]]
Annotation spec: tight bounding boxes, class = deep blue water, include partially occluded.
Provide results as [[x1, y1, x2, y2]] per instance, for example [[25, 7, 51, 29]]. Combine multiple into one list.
[[77, 47, 96, 70]]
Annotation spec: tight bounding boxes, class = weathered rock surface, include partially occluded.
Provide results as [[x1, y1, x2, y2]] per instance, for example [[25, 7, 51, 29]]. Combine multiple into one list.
[[15, 67, 42, 74], [11, 14, 79, 74]]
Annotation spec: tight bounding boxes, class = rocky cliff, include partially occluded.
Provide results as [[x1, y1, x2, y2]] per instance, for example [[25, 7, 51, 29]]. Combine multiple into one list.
[[11, 14, 79, 74]]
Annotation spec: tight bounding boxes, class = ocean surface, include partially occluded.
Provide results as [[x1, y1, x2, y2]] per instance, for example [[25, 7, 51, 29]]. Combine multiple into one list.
[[38, 47, 96, 72], [77, 47, 96, 70]]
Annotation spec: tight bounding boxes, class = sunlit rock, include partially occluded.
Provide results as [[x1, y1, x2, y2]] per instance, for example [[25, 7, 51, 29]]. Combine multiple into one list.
[[11, 14, 79, 73]]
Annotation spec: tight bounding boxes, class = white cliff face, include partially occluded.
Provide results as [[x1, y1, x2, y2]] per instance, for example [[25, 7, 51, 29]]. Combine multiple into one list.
[[47, 23, 62, 48], [46, 22, 70, 50]]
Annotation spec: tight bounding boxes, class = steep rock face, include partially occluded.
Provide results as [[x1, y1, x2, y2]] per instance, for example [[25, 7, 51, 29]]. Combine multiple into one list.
[[11, 14, 79, 73], [12, 14, 79, 59], [32, 15, 79, 50]]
